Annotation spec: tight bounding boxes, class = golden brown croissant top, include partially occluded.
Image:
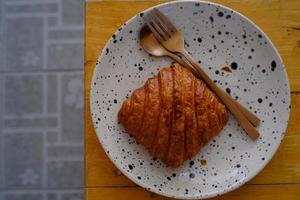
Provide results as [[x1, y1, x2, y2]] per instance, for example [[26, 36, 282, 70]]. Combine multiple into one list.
[[118, 63, 228, 167]]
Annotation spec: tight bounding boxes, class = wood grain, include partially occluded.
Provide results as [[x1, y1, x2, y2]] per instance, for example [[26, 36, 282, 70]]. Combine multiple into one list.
[[86, 184, 300, 200], [85, 95, 300, 187], [85, 0, 300, 199]]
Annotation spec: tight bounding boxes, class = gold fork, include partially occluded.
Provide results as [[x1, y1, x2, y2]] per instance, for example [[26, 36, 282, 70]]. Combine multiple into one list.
[[144, 9, 260, 140]]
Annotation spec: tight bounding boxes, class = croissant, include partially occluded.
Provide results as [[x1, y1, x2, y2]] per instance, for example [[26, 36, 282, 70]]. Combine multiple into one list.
[[118, 63, 228, 167]]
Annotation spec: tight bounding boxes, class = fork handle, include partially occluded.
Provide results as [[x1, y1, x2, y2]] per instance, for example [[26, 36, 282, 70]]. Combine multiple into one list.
[[179, 50, 260, 127], [180, 50, 259, 140]]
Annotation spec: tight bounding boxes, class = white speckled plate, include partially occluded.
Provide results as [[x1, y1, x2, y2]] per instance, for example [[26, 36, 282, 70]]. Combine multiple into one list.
[[90, 1, 290, 199]]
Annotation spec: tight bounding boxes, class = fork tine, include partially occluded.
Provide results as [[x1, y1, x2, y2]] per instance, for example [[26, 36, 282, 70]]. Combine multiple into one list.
[[147, 14, 169, 41], [149, 11, 172, 37], [153, 8, 178, 33], [142, 15, 166, 42]]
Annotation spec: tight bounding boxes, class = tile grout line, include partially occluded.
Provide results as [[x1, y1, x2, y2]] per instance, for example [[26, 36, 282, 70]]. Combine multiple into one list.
[[43, 74, 47, 115], [2, 128, 59, 134], [48, 25, 84, 30], [4, 13, 58, 18], [42, 130, 48, 190], [42, 71, 48, 189], [57, 72, 62, 143], [2, 0, 7, 73], [4, 113, 58, 119], [4, 0, 58, 6], [43, 14, 48, 71], [0, 68, 84, 74], [58, 192, 62, 200], [47, 143, 83, 147], [43, 191, 47, 200], [48, 39, 84, 44], [0, 188, 84, 192], [0, 75, 5, 189], [57, 0, 62, 27], [47, 157, 83, 162], [42, 17, 48, 188]]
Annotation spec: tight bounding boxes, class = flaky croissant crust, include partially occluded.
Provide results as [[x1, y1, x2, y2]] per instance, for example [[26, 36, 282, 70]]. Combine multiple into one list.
[[118, 63, 228, 167]]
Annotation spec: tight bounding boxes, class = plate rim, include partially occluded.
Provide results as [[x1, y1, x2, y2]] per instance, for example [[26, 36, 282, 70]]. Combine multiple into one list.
[[89, 0, 291, 199]]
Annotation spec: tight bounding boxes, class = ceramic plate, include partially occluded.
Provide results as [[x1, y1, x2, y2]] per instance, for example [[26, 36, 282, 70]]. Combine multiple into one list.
[[90, 1, 290, 199]]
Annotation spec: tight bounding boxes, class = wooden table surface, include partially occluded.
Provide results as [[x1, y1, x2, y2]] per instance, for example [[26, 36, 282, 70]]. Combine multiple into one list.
[[85, 1, 300, 199]]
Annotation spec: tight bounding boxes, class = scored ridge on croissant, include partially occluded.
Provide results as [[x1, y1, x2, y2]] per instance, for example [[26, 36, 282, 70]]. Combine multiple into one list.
[[118, 63, 228, 167]]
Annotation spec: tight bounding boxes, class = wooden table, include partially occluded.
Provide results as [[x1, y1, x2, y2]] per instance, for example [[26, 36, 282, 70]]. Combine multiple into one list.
[[85, 1, 300, 199]]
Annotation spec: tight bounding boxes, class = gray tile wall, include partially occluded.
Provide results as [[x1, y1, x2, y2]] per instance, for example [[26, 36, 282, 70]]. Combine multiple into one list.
[[0, 0, 84, 199], [0, 74, 4, 191], [0, 0, 3, 192]]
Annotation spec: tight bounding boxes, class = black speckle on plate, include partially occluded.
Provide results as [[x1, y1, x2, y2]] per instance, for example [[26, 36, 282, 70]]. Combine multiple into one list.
[[218, 11, 224, 17], [189, 173, 195, 179], [230, 62, 238, 70], [271, 60, 277, 71], [226, 14, 231, 19]]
